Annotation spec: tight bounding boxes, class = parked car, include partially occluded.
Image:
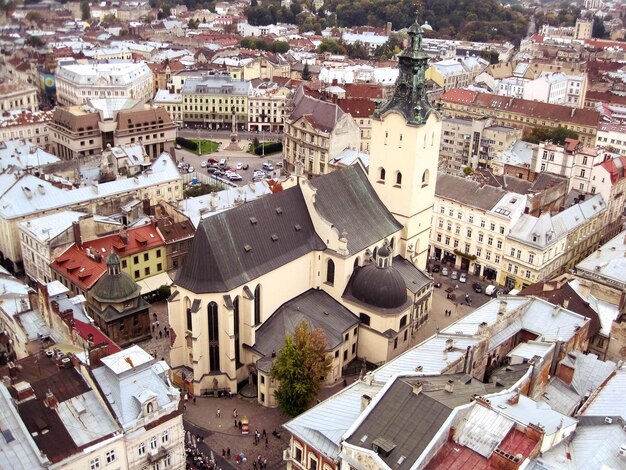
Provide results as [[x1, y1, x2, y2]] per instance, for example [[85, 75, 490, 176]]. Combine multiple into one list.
[[187, 166, 194, 173], [276, 161, 284, 168], [485, 285, 498, 296], [253, 170, 266, 178], [201, 161, 207, 168], [213, 170, 225, 177], [236, 162, 242, 170], [207, 158, 218, 164], [242, 163, 249, 170], [472, 282, 483, 293], [434, 281, 441, 288], [431, 264, 441, 273], [219, 158, 227, 167], [263, 162, 274, 171], [228, 173, 242, 181], [459, 272, 467, 283], [451, 270, 458, 280], [441, 267, 449, 276]]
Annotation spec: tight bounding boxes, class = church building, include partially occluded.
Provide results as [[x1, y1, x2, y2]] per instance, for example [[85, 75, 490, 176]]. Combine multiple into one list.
[[167, 14, 442, 406]]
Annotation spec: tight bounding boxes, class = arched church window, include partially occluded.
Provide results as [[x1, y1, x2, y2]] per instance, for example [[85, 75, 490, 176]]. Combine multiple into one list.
[[326, 259, 335, 285]]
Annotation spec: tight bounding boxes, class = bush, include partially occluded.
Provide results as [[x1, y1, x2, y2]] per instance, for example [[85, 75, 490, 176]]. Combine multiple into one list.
[[176, 136, 198, 151], [253, 141, 283, 155]]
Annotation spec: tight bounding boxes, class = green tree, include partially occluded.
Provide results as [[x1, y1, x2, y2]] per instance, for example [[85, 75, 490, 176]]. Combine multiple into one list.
[[80, 0, 90, 20], [270, 322, 332, 417], [479, 49, 499, 65], [317, 38, 346, 54], [25, 35, 45, 48], [463, 166, 474, 176], [301, 62, 311, 81], [188, 18, 200, 29], [526, 126, 579, 145], [593, 18, 607, 39], [25, 11, 42, 23]]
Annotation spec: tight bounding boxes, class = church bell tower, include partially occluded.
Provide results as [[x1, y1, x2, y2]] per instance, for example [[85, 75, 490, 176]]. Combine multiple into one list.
[[369, 13, 442, 269]]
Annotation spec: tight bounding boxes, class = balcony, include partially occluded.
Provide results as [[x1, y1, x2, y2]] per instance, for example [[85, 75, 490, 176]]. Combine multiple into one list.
[[283, 449, 306, 469], [147, 446, 168, 463]]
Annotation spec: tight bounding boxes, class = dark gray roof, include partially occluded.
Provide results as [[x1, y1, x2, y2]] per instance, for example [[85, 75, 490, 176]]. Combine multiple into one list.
[[175, 187, 325, 293], [290, 86, 345, 132], [346, 374, 511, 469], [251, 289, 359, 373], [309, 164, 403, 254], [435, 173, 508, 211], [530, 172, 567, 192], [392, 256, 432, 294]]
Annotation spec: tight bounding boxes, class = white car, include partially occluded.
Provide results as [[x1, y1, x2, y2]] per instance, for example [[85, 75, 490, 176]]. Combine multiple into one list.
[[201, 161, 207, 168], [187, 167, 194, 173], [236, 162, 242, 170], [459, 273, 467, 283], [253, 170, 266, 178], [228, 173, 242, 181]]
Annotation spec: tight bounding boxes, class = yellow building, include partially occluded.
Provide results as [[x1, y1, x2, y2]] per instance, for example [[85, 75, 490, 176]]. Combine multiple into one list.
[[500, 194, 606, 290], [181, 73, 251, 130]]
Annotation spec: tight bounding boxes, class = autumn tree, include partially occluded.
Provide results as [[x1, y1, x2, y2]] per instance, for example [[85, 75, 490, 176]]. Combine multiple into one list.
[[270, 322, 332, 417], [80, 0, 90, 20]]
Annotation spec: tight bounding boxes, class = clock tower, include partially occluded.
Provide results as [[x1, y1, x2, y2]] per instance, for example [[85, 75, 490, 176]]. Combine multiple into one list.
[[369, 14, 441, 269]]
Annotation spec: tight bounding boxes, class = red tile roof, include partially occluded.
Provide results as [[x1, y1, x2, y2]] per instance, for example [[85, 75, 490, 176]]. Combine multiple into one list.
[[425, 429, 537, 470], [597, 155, 626, 184], [442, 89, 600, 127], [51, 224, 165, 291], [337, 97, 376, 118], [73, 319, 121, 355], [343, 83, 383, 100]]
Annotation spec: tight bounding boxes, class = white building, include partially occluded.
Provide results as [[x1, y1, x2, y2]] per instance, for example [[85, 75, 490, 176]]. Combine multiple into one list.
[[92, 345, 185, 470], [523, 72, 568, 105], [153, 89, 183, 125], [55, 60, 153, 106], [0, 138, 58, 172]]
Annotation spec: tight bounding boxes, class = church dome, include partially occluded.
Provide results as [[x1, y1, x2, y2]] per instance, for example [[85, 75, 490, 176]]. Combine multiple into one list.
[[91, 253, 140, 303], [351, 262, 407, 309]]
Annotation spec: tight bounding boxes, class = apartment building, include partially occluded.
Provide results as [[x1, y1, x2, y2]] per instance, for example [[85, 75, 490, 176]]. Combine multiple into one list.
[[181, 73, 251, 129], [0, 153, 182, 274], [153, 89, 183, 126], [501, 194, 607, 290], [0, 83, 38, 113], [0, 110, 53, 149], [532, 140, 613, 194], [596, 122, 626, 154], [248, 80, 290, 133], [441, 89, 600, 146], [55, 60, 153, 106], [440, 117, 522, 174], [283, 86, 360, 176], [432, 173, 527, 282]]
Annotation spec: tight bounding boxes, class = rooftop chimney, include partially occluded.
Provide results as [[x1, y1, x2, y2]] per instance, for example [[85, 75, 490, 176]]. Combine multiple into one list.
[[507, 391, 520, 405], [562, 298, 570, 309], [360, 394, 372, 411], [13, 381, 35, 401], [412, 382, 423, 396], [444, 380, 454, 393], [498, 300, 508, 315], [44, 390, 58, 409]]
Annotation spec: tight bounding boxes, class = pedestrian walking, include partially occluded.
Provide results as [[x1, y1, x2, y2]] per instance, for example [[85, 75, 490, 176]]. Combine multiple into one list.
[[183, 404, 186, 412], [152, 323, 155, 332], [159, 330, 163, 339], [265, 437, 268, 448], [156, 320, 160, 328], [216, 408, 221, 418], [253, 461, 257, 470], [226, 448, 230, 459], [234, 419, 238, 427], [238, 420, 242, 429], [222, 449, 226, 458], [193, 396, 196, 405], [262, 429, 266, 438]]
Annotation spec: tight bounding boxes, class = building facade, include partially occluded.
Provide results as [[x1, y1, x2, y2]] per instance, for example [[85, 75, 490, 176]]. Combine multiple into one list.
[[283, 86, 361, 177], [55, 60, 153, 106], [181, 73, 251, 130]]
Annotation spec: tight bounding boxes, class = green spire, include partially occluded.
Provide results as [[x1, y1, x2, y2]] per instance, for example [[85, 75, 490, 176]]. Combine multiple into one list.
[[376, 11, 435, 125]]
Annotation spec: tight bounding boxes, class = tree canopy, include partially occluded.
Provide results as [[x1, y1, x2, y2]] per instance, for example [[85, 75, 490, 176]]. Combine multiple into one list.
[[526, 126, 579, 145], [327, 0, 529, 44], [270, 321, 332, 417]]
